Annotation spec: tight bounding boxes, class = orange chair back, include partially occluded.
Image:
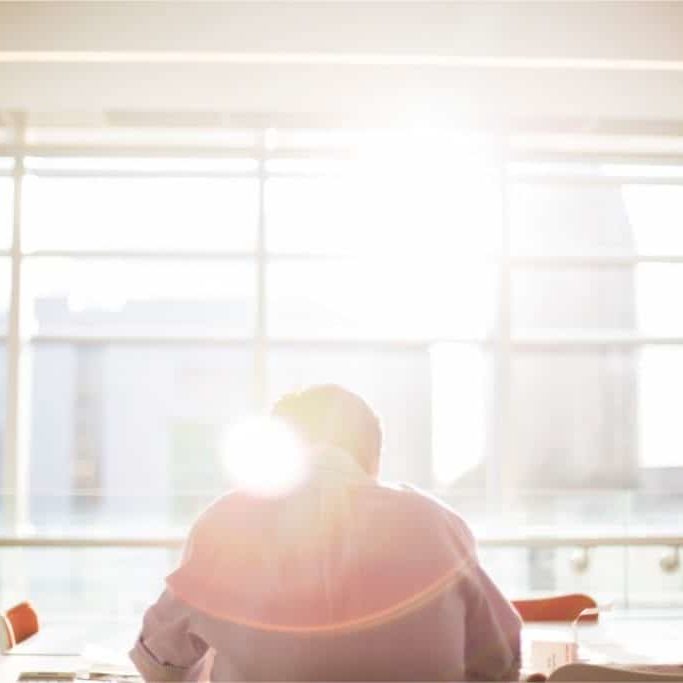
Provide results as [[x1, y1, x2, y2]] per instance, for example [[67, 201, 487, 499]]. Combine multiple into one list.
[[512, 593, 598, 623], [5, 601, 39, 644]]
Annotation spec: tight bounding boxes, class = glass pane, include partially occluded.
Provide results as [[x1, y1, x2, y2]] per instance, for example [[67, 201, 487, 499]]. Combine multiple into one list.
[[24, 258, 255, 335], [622, 184, 683, 255], [480, 546, 629, 606], [637, 264, 683, 336], [267, 347, 432, 485], [431, 344, 490, 488], [627, 488, 683, 533], [490, 489, 630, 536], [23, 175, 258, 252], [639, 347, 683, 468], [269, 258, 495, 339], [512, 267, 636, 334], [266, 156, 500, 256], [29, 343, 254, 533], [266, 177, 372, 254], [509, 350, 637, 488], [0, 546, 177, 619], [625, 545, 683, 608], [511, 183, 636, 256], [513, 264, 683, 336]]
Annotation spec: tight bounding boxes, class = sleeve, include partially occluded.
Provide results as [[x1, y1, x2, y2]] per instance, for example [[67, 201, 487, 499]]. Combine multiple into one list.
[[440, 507, 521, 681], [462, 563, 522, 682], [129, 589, 210, 682]]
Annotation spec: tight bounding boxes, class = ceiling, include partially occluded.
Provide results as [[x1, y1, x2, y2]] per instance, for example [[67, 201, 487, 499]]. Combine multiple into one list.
[[1, 2, 683, 129]]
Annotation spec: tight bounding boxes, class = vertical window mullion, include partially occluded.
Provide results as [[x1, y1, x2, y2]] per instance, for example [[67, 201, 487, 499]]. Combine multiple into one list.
[[254, 132, 268, 412], [487, 138, 513, 509], [4, 112, 29, 532]]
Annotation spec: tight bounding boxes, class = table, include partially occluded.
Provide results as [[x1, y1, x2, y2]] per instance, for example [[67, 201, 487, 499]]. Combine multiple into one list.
[[524, 610, 683, 669], [0, 618, 139, 682], [2, 610, 682, 682]]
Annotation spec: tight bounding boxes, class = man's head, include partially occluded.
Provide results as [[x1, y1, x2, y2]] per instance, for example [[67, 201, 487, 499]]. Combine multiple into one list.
[[271, 384, 382, 477]]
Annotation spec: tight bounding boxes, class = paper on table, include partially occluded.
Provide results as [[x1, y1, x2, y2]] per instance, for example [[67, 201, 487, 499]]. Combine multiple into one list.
[[530, 640, 579, 675], [81, 642, 140, 680]]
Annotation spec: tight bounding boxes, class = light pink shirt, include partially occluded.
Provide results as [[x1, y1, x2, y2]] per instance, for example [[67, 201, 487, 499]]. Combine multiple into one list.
[[130, 477, 521, 681]]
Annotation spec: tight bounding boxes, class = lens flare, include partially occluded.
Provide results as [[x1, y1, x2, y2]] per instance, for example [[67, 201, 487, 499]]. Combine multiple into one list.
[[222, 417, 309, 497]]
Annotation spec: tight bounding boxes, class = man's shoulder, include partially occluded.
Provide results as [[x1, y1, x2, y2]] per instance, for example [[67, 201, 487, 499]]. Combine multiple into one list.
[[373, 482, 476, 547], [187, 490, 258, 539], [375, 480, 464, 516]]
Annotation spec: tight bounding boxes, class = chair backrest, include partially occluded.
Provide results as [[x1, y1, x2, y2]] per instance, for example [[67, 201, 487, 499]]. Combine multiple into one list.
[[512, 593, 598, 623], [5, 602, 39, 645], [550, 663, 683, 682]]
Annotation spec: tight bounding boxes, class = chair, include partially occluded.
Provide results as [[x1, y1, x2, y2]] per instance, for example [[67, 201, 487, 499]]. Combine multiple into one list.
[[513, 594, 598, 623], [4, 601, 39, 647], [549, 663, 683, 682]]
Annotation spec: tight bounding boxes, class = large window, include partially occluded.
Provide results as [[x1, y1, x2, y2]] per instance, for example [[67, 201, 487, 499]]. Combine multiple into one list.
[[0, 123, 682, 613]]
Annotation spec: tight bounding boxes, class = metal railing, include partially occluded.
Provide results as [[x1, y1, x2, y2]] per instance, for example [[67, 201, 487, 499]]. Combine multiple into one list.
[[0, 533, 679, 549]]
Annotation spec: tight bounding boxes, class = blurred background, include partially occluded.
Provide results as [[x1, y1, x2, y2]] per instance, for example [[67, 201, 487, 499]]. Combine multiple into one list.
[[0, 0, 682, 619]]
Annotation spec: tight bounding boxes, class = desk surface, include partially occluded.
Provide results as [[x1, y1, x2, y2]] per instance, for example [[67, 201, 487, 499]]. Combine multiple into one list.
[[0, 618, 138, 682], [2, 610, 683, 682], [524, 610, 683, 668]]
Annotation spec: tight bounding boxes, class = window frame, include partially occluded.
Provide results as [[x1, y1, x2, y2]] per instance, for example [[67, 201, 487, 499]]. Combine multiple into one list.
[[2, 122, 683, 531]]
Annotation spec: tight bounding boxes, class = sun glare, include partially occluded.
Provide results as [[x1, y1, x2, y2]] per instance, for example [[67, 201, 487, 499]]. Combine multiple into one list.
[[222, 417, 310, 497]]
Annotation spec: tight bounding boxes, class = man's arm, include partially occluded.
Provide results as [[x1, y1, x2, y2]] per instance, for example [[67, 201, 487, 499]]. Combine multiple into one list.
[[463, 564, 522, 681], [129, 589, 209, 682]]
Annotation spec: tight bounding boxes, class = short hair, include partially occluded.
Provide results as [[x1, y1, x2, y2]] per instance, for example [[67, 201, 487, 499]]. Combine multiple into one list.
[[271, 384, 382, 476]]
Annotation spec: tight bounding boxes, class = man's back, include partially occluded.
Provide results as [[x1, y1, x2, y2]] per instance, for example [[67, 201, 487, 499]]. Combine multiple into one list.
[[132, 478, 521, 681]]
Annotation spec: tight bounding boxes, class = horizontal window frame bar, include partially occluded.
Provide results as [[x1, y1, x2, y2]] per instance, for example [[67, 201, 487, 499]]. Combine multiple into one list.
[[510, 255, 683, 267], [22, 249, 258, 261], [510, 150, 683, 167], [2, 144, 357, 161], [12, 169, 683, 185], [24, 169, 259, 179], [3, 143, 497, 164], [11, 166, 683, 183], [21, 169, 364, 180], [19, 250, 357, 261], [26, 334, 481, 349], [15, 334, 683, 347], [28, 333, 256, 346], [5, 144, 683, 168], [0, 250, 682, 266], [510, 174, 683, 186], [3, 160, 683, 184], [2, 332, 683, 349], [511, 336, 683, 348], [20, 168, 683, 185]]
